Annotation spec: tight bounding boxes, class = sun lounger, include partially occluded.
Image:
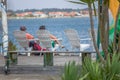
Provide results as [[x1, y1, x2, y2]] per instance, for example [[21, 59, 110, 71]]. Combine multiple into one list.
[[36, 30, 54, 66], [13, 30, 31, 56], [64, 29, 90, 56], [36, 30, 52, 50], [36, 30, 62, 51]]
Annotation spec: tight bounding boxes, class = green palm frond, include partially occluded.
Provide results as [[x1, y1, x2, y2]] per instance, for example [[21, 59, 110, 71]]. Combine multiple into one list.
[[67, 0, 97, 16], [68, 1, 86, 5], [68, 0, 96, 5], [80, 0, 95, 3]]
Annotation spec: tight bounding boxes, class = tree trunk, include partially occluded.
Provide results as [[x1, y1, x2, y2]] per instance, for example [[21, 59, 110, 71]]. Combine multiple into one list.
[[88, 3, 105, 63], [98, 0, 110, 60], [98, 0, 107, 59], [101, 3, 109, 59], [105, 4, 110, 59], [106, 4, 109, 55]]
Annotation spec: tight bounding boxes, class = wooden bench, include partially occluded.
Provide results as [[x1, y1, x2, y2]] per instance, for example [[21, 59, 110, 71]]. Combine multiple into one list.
[[8, 51, 96, 65], [3, 51, 96, 74]]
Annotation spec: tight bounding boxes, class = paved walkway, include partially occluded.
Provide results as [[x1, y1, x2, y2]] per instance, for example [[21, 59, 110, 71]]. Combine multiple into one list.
[[0, 74, 61, 80], [0, 54, 96, 80], [0, 55, 81, 80]]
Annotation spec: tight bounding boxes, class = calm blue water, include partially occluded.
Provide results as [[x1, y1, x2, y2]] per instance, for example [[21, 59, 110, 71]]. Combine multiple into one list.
[[0, 17, 98, 50]]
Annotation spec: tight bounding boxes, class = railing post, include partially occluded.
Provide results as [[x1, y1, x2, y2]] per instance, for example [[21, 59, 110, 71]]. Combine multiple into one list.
[[82, 52, 91, 64], [44, 48, 53, 67], [44, 53, 53, 67], [9, 52, 18, 65]]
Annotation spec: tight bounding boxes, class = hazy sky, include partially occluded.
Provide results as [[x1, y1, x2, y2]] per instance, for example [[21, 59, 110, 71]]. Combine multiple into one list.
[[7, 0, 87, 11]]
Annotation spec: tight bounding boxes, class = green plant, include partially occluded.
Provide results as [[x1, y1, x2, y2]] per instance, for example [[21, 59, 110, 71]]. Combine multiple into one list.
[[82, 57, 102, 80], [108, 30, 120, 54], [82, 54, 120, 80], [62, 54, 120, 80], [62, 61, 80, 80], [101, 54, 120, 80], [8, 40, 17, 51], [108, 41, 114, 54], [8, 40, 17, 64]]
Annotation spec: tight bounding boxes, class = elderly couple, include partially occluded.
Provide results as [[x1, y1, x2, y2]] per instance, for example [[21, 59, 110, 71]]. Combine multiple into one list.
[[20, 25, 63, 53]]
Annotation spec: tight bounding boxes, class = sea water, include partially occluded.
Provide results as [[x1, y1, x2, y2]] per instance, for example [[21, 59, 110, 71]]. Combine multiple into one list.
[[0, 17, 98, 51]]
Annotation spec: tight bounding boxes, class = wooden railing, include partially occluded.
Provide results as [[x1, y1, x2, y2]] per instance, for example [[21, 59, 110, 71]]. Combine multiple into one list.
[[8, 50, 96, 66]]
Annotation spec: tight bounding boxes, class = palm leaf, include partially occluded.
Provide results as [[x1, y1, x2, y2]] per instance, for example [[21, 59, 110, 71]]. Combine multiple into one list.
[[80, 0, 95, 3], [68, 1, 86, 5]]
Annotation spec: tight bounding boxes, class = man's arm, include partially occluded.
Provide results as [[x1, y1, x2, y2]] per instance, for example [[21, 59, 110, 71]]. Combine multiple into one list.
[[26, 33, 34, 39], [49, 34, 60, 45]]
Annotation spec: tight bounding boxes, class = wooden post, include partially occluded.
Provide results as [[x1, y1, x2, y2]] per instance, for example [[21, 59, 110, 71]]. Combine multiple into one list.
[[82, 52, 91, 64], [44, 53, 53, 67], [9, 53, 18, 65]]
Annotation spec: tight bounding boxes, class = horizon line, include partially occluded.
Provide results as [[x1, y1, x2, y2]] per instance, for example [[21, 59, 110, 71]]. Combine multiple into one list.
[[8, 8, 88, 11]]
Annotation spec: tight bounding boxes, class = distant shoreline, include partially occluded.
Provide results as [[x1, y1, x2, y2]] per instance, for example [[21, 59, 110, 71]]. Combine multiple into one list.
[[7, 15, 90, 19]]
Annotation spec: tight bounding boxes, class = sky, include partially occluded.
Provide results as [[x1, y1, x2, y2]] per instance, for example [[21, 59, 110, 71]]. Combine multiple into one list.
[[7, 0, 87, 11]]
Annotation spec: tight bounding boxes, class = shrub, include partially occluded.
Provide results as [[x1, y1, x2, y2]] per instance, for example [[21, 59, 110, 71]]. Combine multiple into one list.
[[62, 61, 80, 80], [62, 54, 120, 80], [8, 40, 17, 51]]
